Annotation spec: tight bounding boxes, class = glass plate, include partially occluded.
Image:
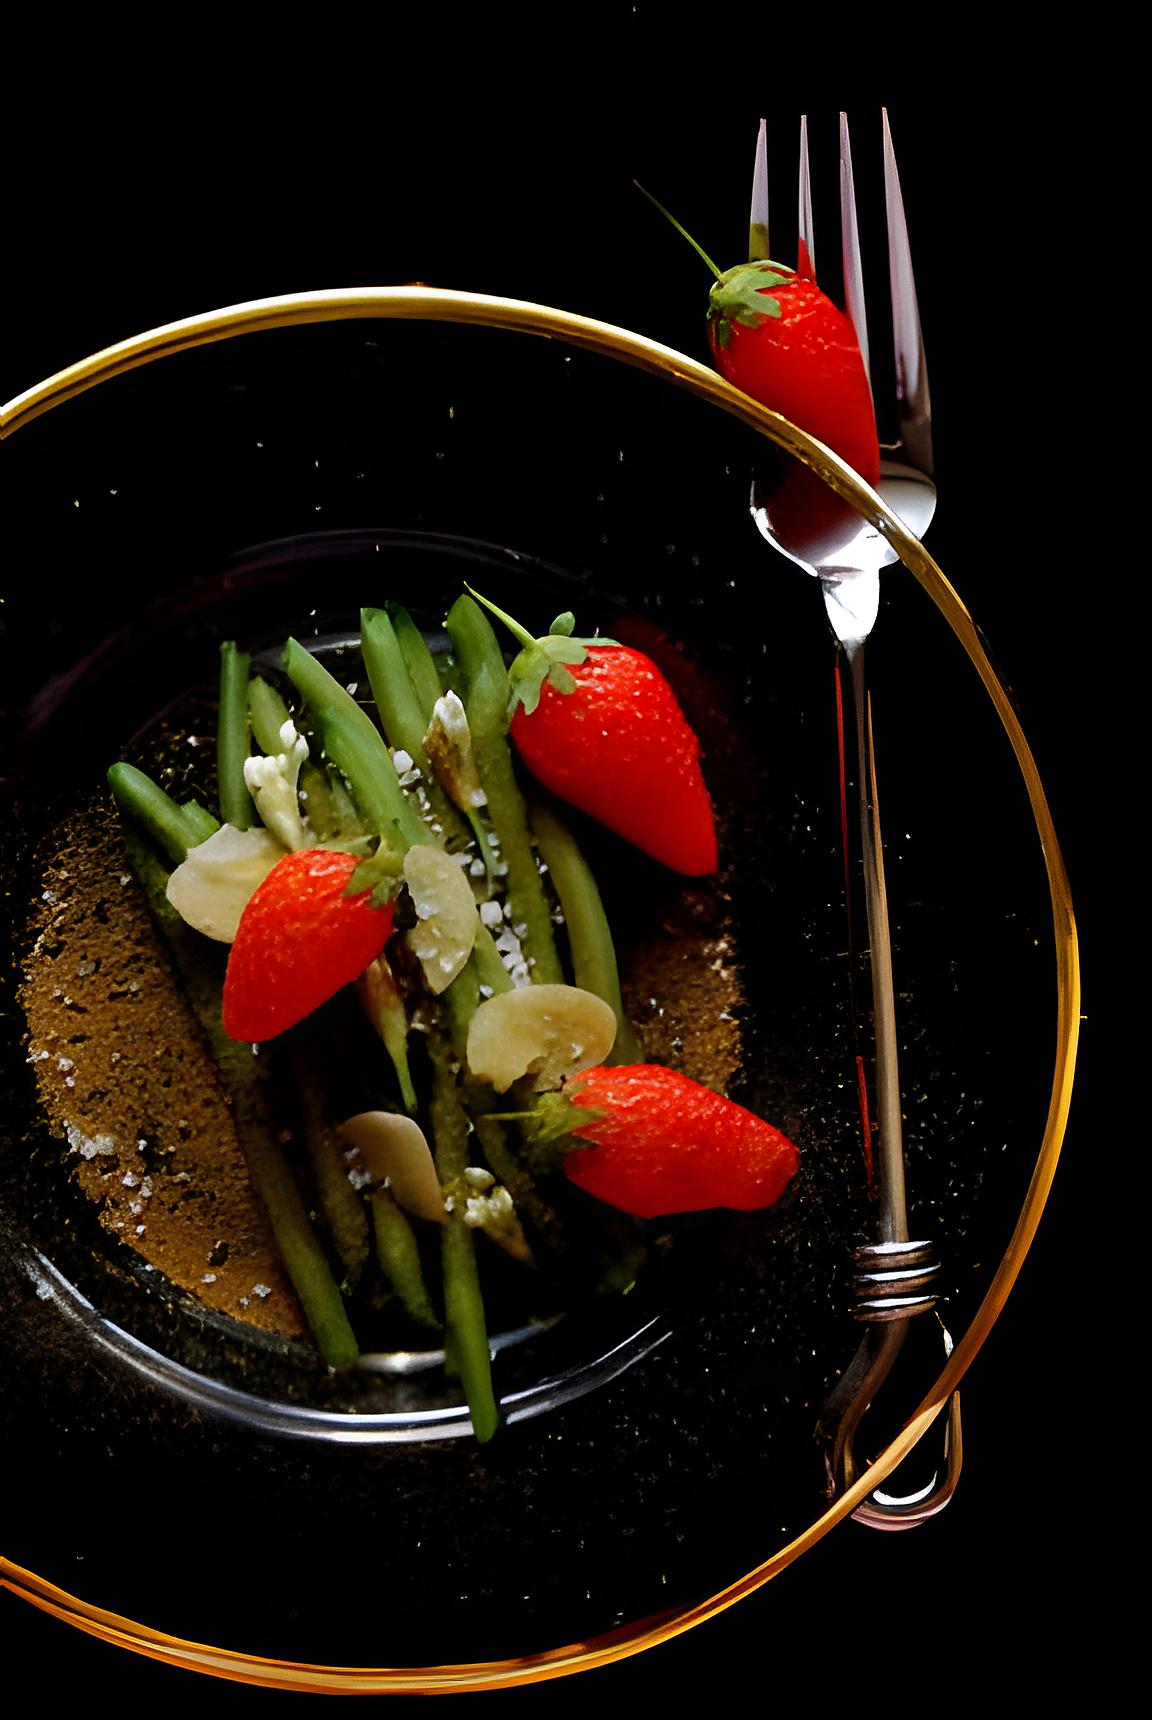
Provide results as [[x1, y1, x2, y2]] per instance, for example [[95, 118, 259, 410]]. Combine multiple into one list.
[[0, 291, 1078, 1692]]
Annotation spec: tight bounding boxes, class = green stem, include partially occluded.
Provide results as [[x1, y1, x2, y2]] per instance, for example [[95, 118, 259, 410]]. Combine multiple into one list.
[[633, 180, 724, 279], [529, 803, 641, 1064], [460, 584, 536, 651], [217, 642, 255, 830], [107, 762, 213, 864], [122, 831, 359, 1368], [445, 596, 564, 985]]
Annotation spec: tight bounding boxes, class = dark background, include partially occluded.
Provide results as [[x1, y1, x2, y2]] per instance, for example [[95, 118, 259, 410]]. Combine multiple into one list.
[[1, 38, 1111, 1711]]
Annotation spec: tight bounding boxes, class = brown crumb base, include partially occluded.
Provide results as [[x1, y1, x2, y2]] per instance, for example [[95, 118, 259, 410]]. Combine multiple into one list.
[[19, 803, 306, 1339], [621, 880, 743, 1093]]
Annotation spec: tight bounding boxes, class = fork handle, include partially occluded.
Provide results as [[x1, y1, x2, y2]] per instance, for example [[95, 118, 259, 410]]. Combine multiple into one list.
[[848, 638, 907, 1244]]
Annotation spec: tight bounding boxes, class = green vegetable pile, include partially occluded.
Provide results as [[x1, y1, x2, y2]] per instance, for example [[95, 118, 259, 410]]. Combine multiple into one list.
[[107, 595, 644, 1443]]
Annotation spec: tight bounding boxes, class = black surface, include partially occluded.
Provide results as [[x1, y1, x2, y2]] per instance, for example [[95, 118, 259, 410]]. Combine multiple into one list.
[[1, 51, 1112, 1708]]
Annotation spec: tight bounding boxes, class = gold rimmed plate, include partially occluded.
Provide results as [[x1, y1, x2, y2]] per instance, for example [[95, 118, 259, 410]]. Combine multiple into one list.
[[0, 291, 1077, 1692]]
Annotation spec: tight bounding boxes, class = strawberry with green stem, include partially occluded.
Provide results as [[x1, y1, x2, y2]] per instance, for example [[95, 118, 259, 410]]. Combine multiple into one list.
[[467, 587, 718, 877], [638, 183, 880, 489], [222, 847, 398, 1044], [523, 1063, 799, 1219]]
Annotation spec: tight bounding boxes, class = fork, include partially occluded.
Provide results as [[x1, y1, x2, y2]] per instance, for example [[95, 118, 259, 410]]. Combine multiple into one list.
[[748, 112, 959, 1526]]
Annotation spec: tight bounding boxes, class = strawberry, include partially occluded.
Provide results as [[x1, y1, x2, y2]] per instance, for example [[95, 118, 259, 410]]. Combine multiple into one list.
[[469, 590, 718, 876], [707, 263, 880, 487], [222, 848, 395, 1043], [640, 186, 879, 487], [559, 1064, 799, 1218]]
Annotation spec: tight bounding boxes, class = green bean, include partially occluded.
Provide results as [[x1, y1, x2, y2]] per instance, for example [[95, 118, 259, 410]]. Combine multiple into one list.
[[180, 799, 222, 849], [439, 954, 555, 1242], [248, 674, 294, 755], [444, 596, 563, 985], [284, 638, 428, 851], [529, 802, 641, 1064], [360, 607, 471, 850], [294, 1059, 371, 1289], [122, 831, 360, 1369], [310, 703, 428, 851], [428, 1024, 499, 1442], [108, 763, 211, 864], [217, 642, 255, 830], [370, 1188, 441, 1331], [390, 603, 445, 719], [472, 924, 515, 1000], [358, 957, 419, 1115]]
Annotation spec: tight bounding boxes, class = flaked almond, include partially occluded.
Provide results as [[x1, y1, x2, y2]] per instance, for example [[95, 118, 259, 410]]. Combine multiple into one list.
[[403, 844, 478, 993], [338, 1112, 446, 1224], [165, 823, 286, 942], [466, 984, 617, 1093]]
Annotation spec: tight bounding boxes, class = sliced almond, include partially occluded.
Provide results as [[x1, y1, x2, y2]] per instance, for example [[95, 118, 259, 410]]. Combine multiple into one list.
[[403, 844, 478, 993], [165, 823, 286, 942], [338, 1112, 446, 1224], [466, 984, 617, 1093]]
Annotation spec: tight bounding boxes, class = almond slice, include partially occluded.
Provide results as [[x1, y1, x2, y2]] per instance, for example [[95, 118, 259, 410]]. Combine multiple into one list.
[[466, 984, 617, 1093], [165, 823, 286, 942], [338, 1112, 446, 1224], [402, 844, 478, 994]]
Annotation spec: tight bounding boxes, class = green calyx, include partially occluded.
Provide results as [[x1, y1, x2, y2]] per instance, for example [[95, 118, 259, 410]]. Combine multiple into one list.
[[708, 260, 795, 349], [345, 839, 404, 908], [463, 586, 617, 721], [485, 1089, 606, 1176]]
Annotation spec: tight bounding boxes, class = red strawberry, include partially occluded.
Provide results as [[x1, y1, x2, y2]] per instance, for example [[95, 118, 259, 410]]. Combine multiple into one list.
[[707, 262, 880, 487], [469, 590, 717, 876], [560, 1064, 798, 1218], [638, 185, 879, 501], [222, 848, 395, 1043]]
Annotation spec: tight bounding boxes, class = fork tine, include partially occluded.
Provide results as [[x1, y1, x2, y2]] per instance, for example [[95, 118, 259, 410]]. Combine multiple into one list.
[[839, 112, 872, 391], [749, 117, 770, 260], [796, 115, 817, 281], [883, 109, 934, 475]]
